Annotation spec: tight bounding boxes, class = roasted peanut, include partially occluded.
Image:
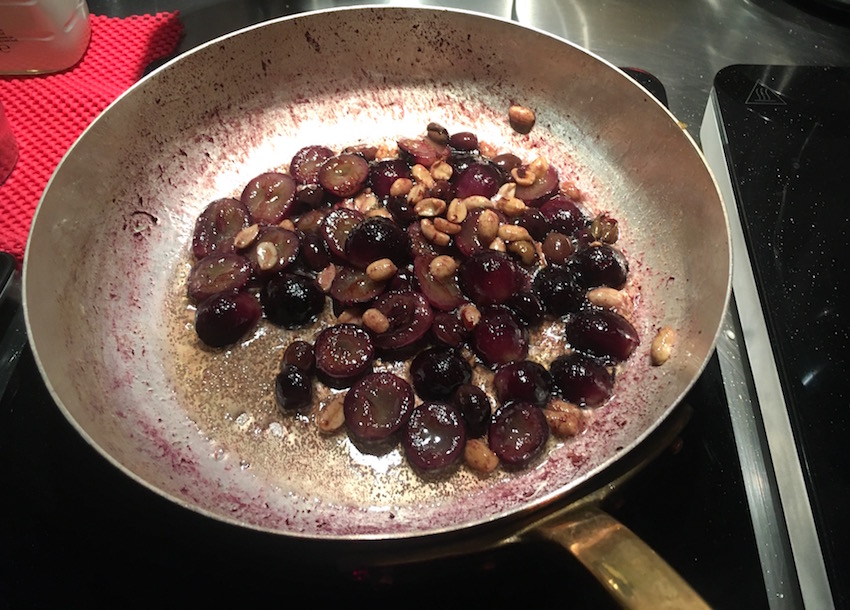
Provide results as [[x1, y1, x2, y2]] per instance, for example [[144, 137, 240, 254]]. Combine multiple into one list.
[[414, 197, 447, 218], [233, 224, 259, 249], [430, 160, 453, 182], [420, 218, 451, 247], [411, 164, 436, 189], [587, 287, 633, 318], [488, 236, 507, 252], [528, 156, 549, 181], [278, 218, 297, 232], [461, 195, 494, 210], [390, 177, 414, 197], [447, 198, 468, 224], [544, 408, 583, 437], [317, 394, 346, 433], [507, 239, 537, 265], [651, 326, 676, 365], [508, 104, 536, 134], [560, 179, 583, 201], [429, 255, 458, 279], [459, 303, 481, 330], [337, 308, 363, 325], [255, 241, 278, 271], [366, 258, 398, 282], [316, 263, 337, 292], [362, 308, 390, 334], [406, 182, 428, 204], [497, 224, 531, 243], [464, 438, 499, 474], [510, 166, 536, 186], [497, 197, 527, 218], [433, 217, 462, 235], [366, 207, 393, 220], [477, 209, 501, 244]]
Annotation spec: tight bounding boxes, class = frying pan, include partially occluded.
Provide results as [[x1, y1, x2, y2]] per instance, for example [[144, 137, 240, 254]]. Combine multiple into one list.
[[22, 6, 730, 607]]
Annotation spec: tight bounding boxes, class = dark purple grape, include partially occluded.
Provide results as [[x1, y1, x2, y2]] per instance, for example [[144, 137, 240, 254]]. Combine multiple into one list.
[[430, 179, 454, 201], [409, 347, 472, 401], [342, 143, 379, 161], [240, 172, 297, 225], [321, 207, 364, 259], [387, 196, 419, 227], [296, 183, 328, 208], [408, 221, 447, 258], [549, 352, 614, 407], [565, 309, 639, 362], [275, 364, 313, 411], [314, 323, 374, 386], [492, 153, 522, 178], [369, 159, 411, 199], [388, 266, 418, 292], [318, 153, 370, 198], [194, 291, 261, 348], [344, 372, 414, 445], [504, 292, 544, 326], [299, 231, 332, 271], [447, 152, 479, 177], [403, 402, 466, 472], [453, 161, 503, 200], [431, 310, 468, 348], [281, 340, 315, 374], [488, 401, 549, 469], [532, 264, 585, 316], [570, 243, 629, 290], [290, 145, 335, 185], [454, 208, 493, 258], [448, 131, 478, 151], [472, 308, 528, 367], [515, 207, 550, 242], [493, 360, 552, 407], [413, 255, 466, 312], [370, 290, 433, 353], [458, 250, 520, 307], [452, 384, 492, 438], [515, 164, 559, 206], [187, 253, 251, 303], [296, 208, 328, 235], [246, 226, 300, 276], [344, 217, 409, 269], [540, 194, 588, 236], [192, 197, 250, 259], [397, 136, 448, 168], [261, 273, 325, 328], [328, 265, 387, 306]]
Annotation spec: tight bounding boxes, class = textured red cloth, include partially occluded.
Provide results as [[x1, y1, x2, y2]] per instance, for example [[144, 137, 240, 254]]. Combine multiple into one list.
[[0, 12, 183, 265]]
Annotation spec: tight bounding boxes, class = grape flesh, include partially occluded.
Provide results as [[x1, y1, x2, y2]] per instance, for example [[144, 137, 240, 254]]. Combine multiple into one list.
[[403, 402, 466, 472]]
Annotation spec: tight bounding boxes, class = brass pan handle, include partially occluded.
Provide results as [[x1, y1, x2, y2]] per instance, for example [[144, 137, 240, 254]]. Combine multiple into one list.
[[530, 505, 711, 609]]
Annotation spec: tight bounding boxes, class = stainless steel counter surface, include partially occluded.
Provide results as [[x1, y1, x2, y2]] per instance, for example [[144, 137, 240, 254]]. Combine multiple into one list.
[[90, 0, 850, 144]]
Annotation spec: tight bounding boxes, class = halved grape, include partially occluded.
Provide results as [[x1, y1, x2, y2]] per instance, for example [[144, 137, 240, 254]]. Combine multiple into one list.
[[448, 131, 478, 151], [452, 384, 492, 438], [369, 159, 411, 199], [408, 221, 447, 258], [431, 310, 468, 348], [344, 372, 415, 445], [515, 164, 559, 205], [504, 292, 544, 327], [261, 273, 325, 328], [186, 253, 251, 303], [492, 153, 522, 178], [454, 208, 490, 258], [328, 265, 387, 306], [275, 364, 313, 411], [318, 153, 370, 198], [458, 250, 520, 307], [472, 308, 528, 367], [549, 352, 614, 407], [570, 243, 629, 290], [403, 402, 466, 472], [299, 231, 332, 271], [488, 401, 549, 469], [532, 264, 585, 316], [453, 161, 503, 200], [371, 289, 433, 353], [246, 226, 301, 276], [409, 346, 472, 400], [565, 309, 639, 362], [290, 145, 334, 185], [314, 323, 374, 386], [194, 291, 261, 348], [540, 194, 588, 237], [514, 207, 550, 242], [345, 217, 410, 269], [321, 207, 364, 259], [413, 255, 466, 311], [192, 197, 250, 259], [281, 340, 315, 374], [240, 172, 297, 225], [296, 208, 329, 235], [397, 136, 448, 168], [493, 360, 553, 407]]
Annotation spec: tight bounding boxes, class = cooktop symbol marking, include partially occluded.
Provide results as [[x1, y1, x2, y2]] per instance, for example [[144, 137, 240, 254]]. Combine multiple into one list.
[[746, 81, 786, 105]]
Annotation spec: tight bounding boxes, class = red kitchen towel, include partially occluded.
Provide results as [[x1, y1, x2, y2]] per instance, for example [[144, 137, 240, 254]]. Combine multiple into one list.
[[0, 12, 183, 266]]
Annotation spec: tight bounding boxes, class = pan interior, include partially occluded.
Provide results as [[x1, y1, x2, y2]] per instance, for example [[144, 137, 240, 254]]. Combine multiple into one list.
[[23, 7, 729, 539]]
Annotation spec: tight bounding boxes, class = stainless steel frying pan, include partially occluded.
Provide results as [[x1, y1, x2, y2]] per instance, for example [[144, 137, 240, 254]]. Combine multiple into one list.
[[23, 7, 730, 607]]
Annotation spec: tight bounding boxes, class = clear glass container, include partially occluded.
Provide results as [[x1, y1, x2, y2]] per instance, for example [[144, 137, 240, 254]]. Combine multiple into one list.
[[0, 0, 90, 75]]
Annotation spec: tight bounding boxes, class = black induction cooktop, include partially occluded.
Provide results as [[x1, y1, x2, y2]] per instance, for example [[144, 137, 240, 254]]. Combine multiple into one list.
[[704, 64, 849, 609]]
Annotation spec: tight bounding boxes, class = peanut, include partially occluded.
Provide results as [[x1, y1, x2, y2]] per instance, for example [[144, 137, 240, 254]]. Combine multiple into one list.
[[587, 287, 633, 318], [446, 198, 468, 224], [429, 255, 458, 279], [544, 407, 583, 437], [508, 104, 536, 134], [233, 224, 259, 249], [430, 160, 453, 182], [278, 218, 297, 232], [316, 263, 337, 293], [411, 164, 436, 189], [497, 224, 531, 243], [433, 217, 462, 235], [651, 326, 676, 365], [477, 209, 501, 244], [255, 241, 278, 271], [366, 258, 398, 282], [464, 438, 499, 474], [390, 177, 414, 197], [507, 239, 537, 265], [414, 197, 447, 218], [497, 197, 527, 218], [459, 303, 481, 330], [511, 166, 536, 186], [362, 308, 390, 334], [317, 394, 346, 433]]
